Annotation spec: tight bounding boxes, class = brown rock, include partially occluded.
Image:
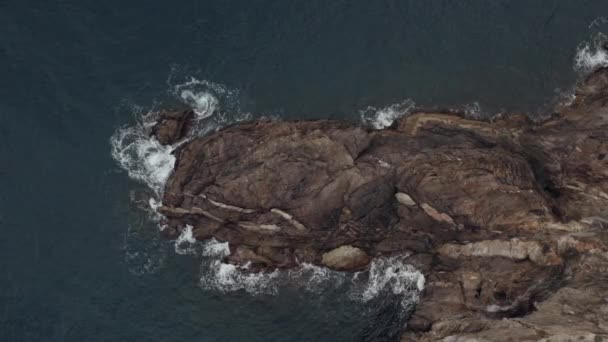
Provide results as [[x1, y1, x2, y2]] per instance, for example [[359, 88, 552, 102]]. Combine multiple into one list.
[[151, 109, 194, 145], [395, 192, 417, 206]]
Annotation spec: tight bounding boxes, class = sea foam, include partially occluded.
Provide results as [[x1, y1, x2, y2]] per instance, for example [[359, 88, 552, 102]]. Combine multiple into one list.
[[110, 112, 176, 194], [351, 256, 424, 312], [199, 237, 281, 294], [360, 99, 416, 129], [575, 32, 608, 73], [111, 77, 252, 196], [173, 78, 234, 118], [288, 263, 347, 292], [196, 237, 424, 312], [180, 90, 218, 119], [200, 261, 282, 295], [174, 225, 198, 255]]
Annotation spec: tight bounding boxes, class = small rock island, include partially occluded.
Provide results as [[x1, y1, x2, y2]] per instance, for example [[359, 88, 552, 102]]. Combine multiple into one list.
[[153, 68, 608, 341]]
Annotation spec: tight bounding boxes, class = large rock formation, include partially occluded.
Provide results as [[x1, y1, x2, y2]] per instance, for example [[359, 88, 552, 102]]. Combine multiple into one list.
[[154, 68, 608, 341]]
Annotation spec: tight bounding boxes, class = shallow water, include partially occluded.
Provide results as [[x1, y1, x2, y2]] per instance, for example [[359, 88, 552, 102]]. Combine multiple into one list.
[[2, 1, 608, 341]]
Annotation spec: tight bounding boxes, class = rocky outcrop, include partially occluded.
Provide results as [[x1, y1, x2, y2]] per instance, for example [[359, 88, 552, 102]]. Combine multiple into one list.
[[154, 68, 608, 340], [151, 109, 194, 145]]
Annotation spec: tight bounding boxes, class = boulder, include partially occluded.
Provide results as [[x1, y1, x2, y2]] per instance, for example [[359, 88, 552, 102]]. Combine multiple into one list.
[[395, 192, 417, 206], [321, 245, 370, 271]]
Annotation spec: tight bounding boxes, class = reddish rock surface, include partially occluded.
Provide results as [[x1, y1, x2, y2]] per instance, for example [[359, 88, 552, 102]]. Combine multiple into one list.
[[155, 68, 608, 340]]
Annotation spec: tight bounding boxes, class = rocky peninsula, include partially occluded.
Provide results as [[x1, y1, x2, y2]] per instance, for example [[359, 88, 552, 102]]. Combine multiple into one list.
[[153, 68, 608, 341]]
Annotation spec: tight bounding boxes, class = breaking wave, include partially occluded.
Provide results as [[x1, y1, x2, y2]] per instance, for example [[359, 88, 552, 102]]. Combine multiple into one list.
[[198, 239, 281, 294], [196, 239, 424, 313], [201, 261, 282, 295], [575, 32, 608, 74], [462, 101, 483, 119], [360, 99, 416, 129], [351, 256, 424, 312]]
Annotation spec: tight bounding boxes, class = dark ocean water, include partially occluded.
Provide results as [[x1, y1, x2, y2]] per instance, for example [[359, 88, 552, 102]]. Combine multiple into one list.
[[2, 1, 608, 341]]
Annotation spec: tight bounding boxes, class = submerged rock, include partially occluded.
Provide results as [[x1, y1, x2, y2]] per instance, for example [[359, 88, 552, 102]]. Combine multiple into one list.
[[154, 68, 608, 340]]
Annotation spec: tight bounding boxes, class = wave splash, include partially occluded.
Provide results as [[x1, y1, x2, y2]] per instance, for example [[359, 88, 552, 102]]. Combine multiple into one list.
[[351, 256, 424, 312], [111, 111, 176, 194], [197, 239, 424, 313], [360, 99, 416, 129], [198, 239, 281, 294], [575, 32, 608, 74]]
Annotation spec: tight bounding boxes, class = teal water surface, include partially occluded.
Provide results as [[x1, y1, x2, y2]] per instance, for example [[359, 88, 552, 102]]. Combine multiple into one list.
[[2, 1, 608, 341]]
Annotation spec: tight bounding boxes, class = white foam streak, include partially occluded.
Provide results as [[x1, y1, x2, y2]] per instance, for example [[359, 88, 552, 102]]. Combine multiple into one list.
[[360, 100, 416, 129], [589, 17, 608, 29]]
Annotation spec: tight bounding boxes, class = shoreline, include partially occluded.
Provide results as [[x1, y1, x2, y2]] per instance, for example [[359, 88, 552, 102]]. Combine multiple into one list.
[[151, 68, 608, 341]]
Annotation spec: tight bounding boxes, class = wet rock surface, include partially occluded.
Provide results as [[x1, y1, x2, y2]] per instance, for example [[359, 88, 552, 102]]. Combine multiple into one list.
[[151, 109, 194, 145], [155, 68, 608, 340]]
